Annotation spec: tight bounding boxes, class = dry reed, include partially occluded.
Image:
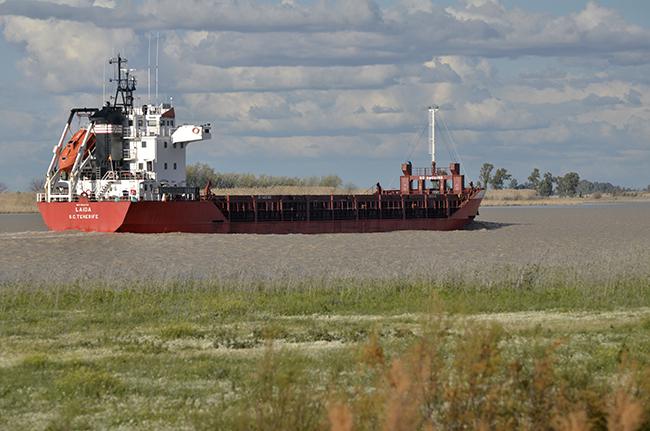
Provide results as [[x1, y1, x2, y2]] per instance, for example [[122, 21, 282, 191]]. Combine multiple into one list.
[[321, 320, 649, 431], [0, 192, 36, 213]]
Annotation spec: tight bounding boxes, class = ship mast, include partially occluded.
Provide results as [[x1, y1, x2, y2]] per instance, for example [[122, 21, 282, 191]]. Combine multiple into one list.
[[428, 105, 439, 164], [109, 54, 136, 112]]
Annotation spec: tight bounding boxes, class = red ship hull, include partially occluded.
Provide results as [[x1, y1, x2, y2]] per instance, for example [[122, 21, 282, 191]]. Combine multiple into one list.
[[38, 191, 483, 234]]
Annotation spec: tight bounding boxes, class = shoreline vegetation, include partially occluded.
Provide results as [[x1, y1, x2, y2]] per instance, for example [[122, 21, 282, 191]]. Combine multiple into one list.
[[2, 276, 650, 429], [2, 189, 649, 214], [482, 188, 650, 206], [0, 192, 37, 213]]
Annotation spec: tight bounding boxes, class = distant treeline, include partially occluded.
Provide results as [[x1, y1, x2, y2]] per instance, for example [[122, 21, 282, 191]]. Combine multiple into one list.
[[575, 180, 628, 195], [186, 163, 344, 189], [479, 163, 648, 197]]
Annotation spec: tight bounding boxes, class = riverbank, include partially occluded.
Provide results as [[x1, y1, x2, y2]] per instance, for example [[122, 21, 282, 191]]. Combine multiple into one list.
[[0, 192, 36, 213], [483, 189, 650, 206]]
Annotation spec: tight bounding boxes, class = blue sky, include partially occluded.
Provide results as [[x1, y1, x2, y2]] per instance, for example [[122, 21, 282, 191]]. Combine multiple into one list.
[[0, 0, 649, 190]]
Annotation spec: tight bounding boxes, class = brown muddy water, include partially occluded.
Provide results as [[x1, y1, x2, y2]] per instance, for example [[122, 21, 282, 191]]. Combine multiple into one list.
[[1, 203, 649, 283]]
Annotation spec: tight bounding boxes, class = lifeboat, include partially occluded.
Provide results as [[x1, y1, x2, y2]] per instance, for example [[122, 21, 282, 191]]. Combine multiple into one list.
[[58, 128, 96, 173]]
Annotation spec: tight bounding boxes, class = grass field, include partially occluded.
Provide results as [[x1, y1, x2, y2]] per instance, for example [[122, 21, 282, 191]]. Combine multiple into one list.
[[2, 275, 650, 430]]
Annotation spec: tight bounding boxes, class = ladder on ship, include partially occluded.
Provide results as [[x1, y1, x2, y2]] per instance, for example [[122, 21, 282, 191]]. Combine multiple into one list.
[[98, 181, 112, 198]]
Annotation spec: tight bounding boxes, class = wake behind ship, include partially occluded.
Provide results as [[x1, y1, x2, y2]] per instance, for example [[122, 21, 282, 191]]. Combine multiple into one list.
[[38, 55, 484, 234]]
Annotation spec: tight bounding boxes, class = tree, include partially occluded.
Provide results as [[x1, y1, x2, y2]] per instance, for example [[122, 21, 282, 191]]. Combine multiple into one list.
[[186, 163, 218, 188], [320, 175, 343, 188], [508, 178, 519, 189], [556, 172, 580, 197], [490, 168, 512, 190], [0, 182, 7, 193], [479, 163, 494, 189], [538, 172, 554, 197], [528, 168, 540, 190], [576, 179, 622, 195], [29, 178, 44, 192]]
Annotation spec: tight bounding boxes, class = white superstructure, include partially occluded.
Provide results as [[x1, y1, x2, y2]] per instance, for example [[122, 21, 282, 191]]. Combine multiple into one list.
[[40, 55, 211, 203]]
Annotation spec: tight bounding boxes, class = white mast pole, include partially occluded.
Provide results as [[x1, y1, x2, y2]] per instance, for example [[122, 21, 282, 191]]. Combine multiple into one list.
[[102, 60, 106, 104], [155, 32, 159, 103], [148, 33, 151, 104], [428, 106, 439, 164]]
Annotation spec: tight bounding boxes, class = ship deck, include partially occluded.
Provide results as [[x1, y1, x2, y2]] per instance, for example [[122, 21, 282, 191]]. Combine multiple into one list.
[[210, 189, 480, 223]]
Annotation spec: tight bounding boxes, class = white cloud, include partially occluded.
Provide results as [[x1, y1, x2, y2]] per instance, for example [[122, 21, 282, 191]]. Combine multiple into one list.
[[2, 16, 136, 92], [173, 63, 400, 93], [137, 0, 382, 32], [424, 56, 492, 83]]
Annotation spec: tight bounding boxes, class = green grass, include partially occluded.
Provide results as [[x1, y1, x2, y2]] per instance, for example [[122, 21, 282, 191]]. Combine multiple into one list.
[[2, 273, 650, 319], [1, 276, 650, 429]]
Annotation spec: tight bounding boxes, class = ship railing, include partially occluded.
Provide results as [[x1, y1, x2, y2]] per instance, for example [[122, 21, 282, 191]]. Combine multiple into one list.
[[102, 170, 152, 181], [159, 186, 200, 201], [412, 167, 448, 176], [38, 193, 76, 202], [122, 130, 142, 139], [72, 193, 138, 202]]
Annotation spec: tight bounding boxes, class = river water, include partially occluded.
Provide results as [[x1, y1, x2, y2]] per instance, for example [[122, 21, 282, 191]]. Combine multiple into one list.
[[1, 203, 649, 284]]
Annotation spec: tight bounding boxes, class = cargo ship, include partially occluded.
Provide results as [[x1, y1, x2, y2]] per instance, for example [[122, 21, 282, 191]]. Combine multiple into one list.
[[37, 56, 484, 234]]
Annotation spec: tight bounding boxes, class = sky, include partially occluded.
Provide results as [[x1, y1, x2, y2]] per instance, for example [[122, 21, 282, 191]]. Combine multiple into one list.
[[0, 0, 649, 191]]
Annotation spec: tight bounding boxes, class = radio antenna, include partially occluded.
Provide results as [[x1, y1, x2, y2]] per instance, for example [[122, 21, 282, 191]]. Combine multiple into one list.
[[155, 32, 159, 103], [147, 33, 151, 104], [428, 105, 439, 163], [102, 59, 106, 104]]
